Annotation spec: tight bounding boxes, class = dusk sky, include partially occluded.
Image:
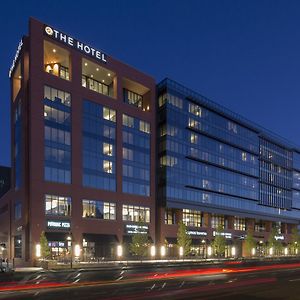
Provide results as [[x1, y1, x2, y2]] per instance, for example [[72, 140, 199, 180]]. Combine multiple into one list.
[[2, 0, 300, 166]]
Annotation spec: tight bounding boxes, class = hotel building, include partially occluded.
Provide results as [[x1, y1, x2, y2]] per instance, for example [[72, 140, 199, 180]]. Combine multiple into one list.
[[1, 18, 300, 264]]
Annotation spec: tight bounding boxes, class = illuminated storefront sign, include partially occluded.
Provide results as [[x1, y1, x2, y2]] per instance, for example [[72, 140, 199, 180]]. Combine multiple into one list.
[[275, 235, 284, 241], [186, 230, 207, 236], [44, 25, 107, 63], [125, 224, 148, 234], [8, 39, 23, 78], [47, 220, 70, 229], [213, 231, 232, 239]]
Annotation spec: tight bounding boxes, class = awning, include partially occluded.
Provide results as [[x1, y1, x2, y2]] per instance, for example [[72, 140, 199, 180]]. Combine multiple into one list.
[[165, 237, 177, 244], [123, 235, 154, 244], [83, 234, 119, 243], [45, 232, 68, 241]]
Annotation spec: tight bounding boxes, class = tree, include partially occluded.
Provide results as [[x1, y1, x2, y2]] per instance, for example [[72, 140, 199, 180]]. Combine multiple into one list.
[[268, 227, 283, 256], [129, 223, 150, 257], [177, 221, 192, 256], [40, 231, 51, 259], [244, 231, 256, 257], [212, 225, 226, 257], [290, 227, 300, 255]]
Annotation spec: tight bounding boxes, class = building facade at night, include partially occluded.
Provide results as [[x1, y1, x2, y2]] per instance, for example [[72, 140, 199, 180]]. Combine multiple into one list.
[[1, 18, 300, 264], [0, 18, 156, 264], [156, 79, 300, 257]]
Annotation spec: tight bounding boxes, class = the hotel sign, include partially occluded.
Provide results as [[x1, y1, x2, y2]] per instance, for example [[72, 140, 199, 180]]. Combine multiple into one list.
[[47, 220, 71, 230], [44, 25, 107, 64]]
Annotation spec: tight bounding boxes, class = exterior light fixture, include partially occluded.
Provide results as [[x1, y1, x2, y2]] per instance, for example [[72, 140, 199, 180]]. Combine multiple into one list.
[[269, 247, 273, 256], [36, 244, 41, 258], [74, 244, 81, 257], [96, 68, 99, 71], [251, 247, 256, 256], [231, 246, 236, 257], [284, 247, 288, 256], [150, 245, 156, 257], [52, 49, 56, 53], [179, 246, 184, 257], [117, 245, 123, 258], [207, 246, 212, 257], [160, 245, 166, 257], [107, 73, 111, 77], [84, 62, 88, 66]]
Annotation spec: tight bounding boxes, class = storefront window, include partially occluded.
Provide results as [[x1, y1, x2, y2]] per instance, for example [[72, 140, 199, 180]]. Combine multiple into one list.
[[122, 205, 150, 222], [45, 194, 71, 216], [82, 200, 115, 220]]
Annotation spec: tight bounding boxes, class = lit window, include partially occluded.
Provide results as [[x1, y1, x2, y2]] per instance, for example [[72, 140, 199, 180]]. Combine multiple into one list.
[[190, 133, 198, 144], [122, 114, 134, 127], [103, 160, 113, 173], [103, 143, 113, 156], [103, 107, 116, 122], [189, 103, 202, 116], [139, 120, 150, 133], [242, 152, 247, 161]]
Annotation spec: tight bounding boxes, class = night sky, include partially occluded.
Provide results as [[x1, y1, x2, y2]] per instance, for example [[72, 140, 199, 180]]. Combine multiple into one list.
[[1, 0, 300, 167]]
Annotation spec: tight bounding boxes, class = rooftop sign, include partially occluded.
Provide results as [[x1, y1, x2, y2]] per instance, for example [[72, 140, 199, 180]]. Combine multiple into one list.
[[8, 39, 23, 78], [44, 25, 107, 64]]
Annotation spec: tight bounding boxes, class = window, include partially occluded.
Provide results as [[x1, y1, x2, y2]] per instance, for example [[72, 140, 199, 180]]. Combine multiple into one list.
[[254, 221, 266, 232], [211, 214, 226, 229], [14, 235, 22, 258], [123, 148, 133, 160], [103, 107, 116, 122], [103, 143, 113, 156], [124, 89, 143, 108], [44, 86, 71, 106], [234, 217, 246, 231], [183, 209, 202, 227], [44, 41, 70, 81], [189, 103, 202, 116], [123, 114, 134, 128], [103, 160, 113, 173], [82, 200, 115, 220], [45, 194, 71, 216], [122, 205, 150, 222], [139, 121, 150, 134], [165, 208, 176, 225], [14, 202, 22, 220], [242, 152, 247, 161], [160, 155, 178, 167], [190, 133, 198, 144], [228, 121, 238, 133], [82, 58, 115, 97]]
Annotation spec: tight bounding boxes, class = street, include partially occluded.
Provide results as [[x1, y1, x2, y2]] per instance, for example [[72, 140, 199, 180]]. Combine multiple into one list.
[[1, 260, 300, 299]]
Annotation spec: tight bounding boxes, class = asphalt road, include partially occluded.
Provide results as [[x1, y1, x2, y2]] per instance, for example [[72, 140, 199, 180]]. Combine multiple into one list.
[[1, 260, 300, 299]]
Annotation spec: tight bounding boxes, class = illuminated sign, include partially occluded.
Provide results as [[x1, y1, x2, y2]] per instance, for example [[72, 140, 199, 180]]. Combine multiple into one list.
[[213, 231, 232, 239], [125, 224, 148, 234], [186, 230, 207, 236], [47, 220, 70, 229], [8, 39, 23, 78], [275, 235, 284, 241], [44, 25, 107, 64]]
